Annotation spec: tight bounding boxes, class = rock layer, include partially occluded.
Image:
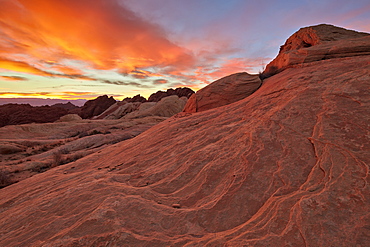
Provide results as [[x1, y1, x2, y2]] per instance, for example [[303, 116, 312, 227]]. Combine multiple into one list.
[[263, 24, 370, 77], [79, 95, 116, 119], [0, 25, 369, 246], [183, 72, 261, 113]]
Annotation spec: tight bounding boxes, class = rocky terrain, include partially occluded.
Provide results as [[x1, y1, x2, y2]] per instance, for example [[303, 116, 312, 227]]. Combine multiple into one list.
[[0, 24, 369, 246], [0, 104, 69, 127], [0, 87, 195, 128]]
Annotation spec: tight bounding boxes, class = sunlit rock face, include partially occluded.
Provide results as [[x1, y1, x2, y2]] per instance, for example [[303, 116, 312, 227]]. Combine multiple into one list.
[[0, 24, 369, 246], [183, 72, 261, 113], [262, 24, 370, 78]]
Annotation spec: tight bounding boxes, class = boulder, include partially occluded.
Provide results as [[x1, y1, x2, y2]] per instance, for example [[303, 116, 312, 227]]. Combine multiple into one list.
[[183, 72, 261, 113]]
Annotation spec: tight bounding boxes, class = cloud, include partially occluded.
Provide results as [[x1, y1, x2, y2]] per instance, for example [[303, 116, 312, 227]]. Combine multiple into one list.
[[153, 79, 169, 85], [0, 0, 196, 73], [0, 57, 55, 76], [100, 80, 152, 88], [0, 75, 28, 81], [0, 91, 123, 100]]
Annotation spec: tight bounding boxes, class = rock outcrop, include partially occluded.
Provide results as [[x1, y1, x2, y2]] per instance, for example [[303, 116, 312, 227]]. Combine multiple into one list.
[[0, 104, 68, 127], [122, 94, 147, 103], [0, 24, 369, 246], [183, 72, 261, 113], [148, 87, 194, 102], [124, 95, 187, 118], [79, 95, 116, 119], [93, 101, 142, 120], [51, 102, 79, 111], [263, 24, 370, 78]]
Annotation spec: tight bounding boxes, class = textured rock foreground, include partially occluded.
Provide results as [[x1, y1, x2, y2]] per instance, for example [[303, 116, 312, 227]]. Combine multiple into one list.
[[0, 25, 369, 246]]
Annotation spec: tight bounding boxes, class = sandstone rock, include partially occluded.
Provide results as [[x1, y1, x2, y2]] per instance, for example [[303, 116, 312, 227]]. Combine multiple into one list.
[[183, 72, 261, 113], [51, 102, 79, 111], [0, 104, 68, 127], [124, 95, 186, 118], [263, 24, 370, 78], [123, 94, 147, 103], [79, 95, 116, 119], [0, 25, 369, 246], [148, 87, 194, 102], [0, 143, 24, 154], [57, 114, 82, 122], [94, 101, 142, 120]]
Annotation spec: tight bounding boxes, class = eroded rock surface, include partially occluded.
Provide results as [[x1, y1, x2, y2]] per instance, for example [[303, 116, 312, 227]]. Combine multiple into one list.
[[183, 72, 261, 113], [0, 25, 369, 246], [263, 24, 370, 77]]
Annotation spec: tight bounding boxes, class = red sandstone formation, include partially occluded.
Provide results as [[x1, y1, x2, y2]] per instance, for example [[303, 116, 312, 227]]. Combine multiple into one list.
[[0, 24, 369, 246], [183, 72, 261, 113], [263, 24, 370, 78], [79, 95, 116, 119], [0, 104, 68, 127], [148, 87, 195, 102], [123, 94, 147, 103]]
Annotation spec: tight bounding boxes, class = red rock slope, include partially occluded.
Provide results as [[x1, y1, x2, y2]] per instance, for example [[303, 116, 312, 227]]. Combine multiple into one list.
[[0, 25, 369, 246]]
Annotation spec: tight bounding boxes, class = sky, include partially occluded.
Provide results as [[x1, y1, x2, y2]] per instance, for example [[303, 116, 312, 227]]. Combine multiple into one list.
[[0, 0, 369, 101]]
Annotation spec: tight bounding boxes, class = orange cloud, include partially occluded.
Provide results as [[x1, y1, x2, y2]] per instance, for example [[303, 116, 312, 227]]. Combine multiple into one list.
[[0, 75, 28, 81], [0, 57, 54, 76], [0, 91, 123, 100], [0, 0, 195, 74]]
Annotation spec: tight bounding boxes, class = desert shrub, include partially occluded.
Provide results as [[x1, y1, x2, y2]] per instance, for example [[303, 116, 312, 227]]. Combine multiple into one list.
[[0, 169, 13, 188]]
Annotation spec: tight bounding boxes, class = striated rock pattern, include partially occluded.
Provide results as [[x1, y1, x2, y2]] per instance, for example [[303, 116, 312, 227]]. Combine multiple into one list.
[[0, 25, 369, 246], [93, 101, 142, 120], [124, 95, 187, 119], [148, 87, 194, 102], [0, 104, 68, 127], [79, 95, 116, 119], [263, 24, 370, 78], [183, 72, 261, 113]]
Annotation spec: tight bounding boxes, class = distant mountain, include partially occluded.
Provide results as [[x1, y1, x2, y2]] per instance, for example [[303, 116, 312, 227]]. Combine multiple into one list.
[[0, 98, 87, 107]]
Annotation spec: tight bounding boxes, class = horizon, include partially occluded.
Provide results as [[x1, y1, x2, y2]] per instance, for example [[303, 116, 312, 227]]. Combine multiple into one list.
[[1, 0, 370, 101]]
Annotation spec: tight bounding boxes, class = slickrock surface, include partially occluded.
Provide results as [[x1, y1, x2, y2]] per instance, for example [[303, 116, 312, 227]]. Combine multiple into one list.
[[0, 116, 167, 185], [183, 72, 261, 113], [263, 24, 370, 77], [0, 25, 369, 246]]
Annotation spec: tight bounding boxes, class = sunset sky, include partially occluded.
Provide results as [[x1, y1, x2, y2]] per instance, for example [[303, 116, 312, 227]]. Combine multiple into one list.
[[1, 0, 369, 101]]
